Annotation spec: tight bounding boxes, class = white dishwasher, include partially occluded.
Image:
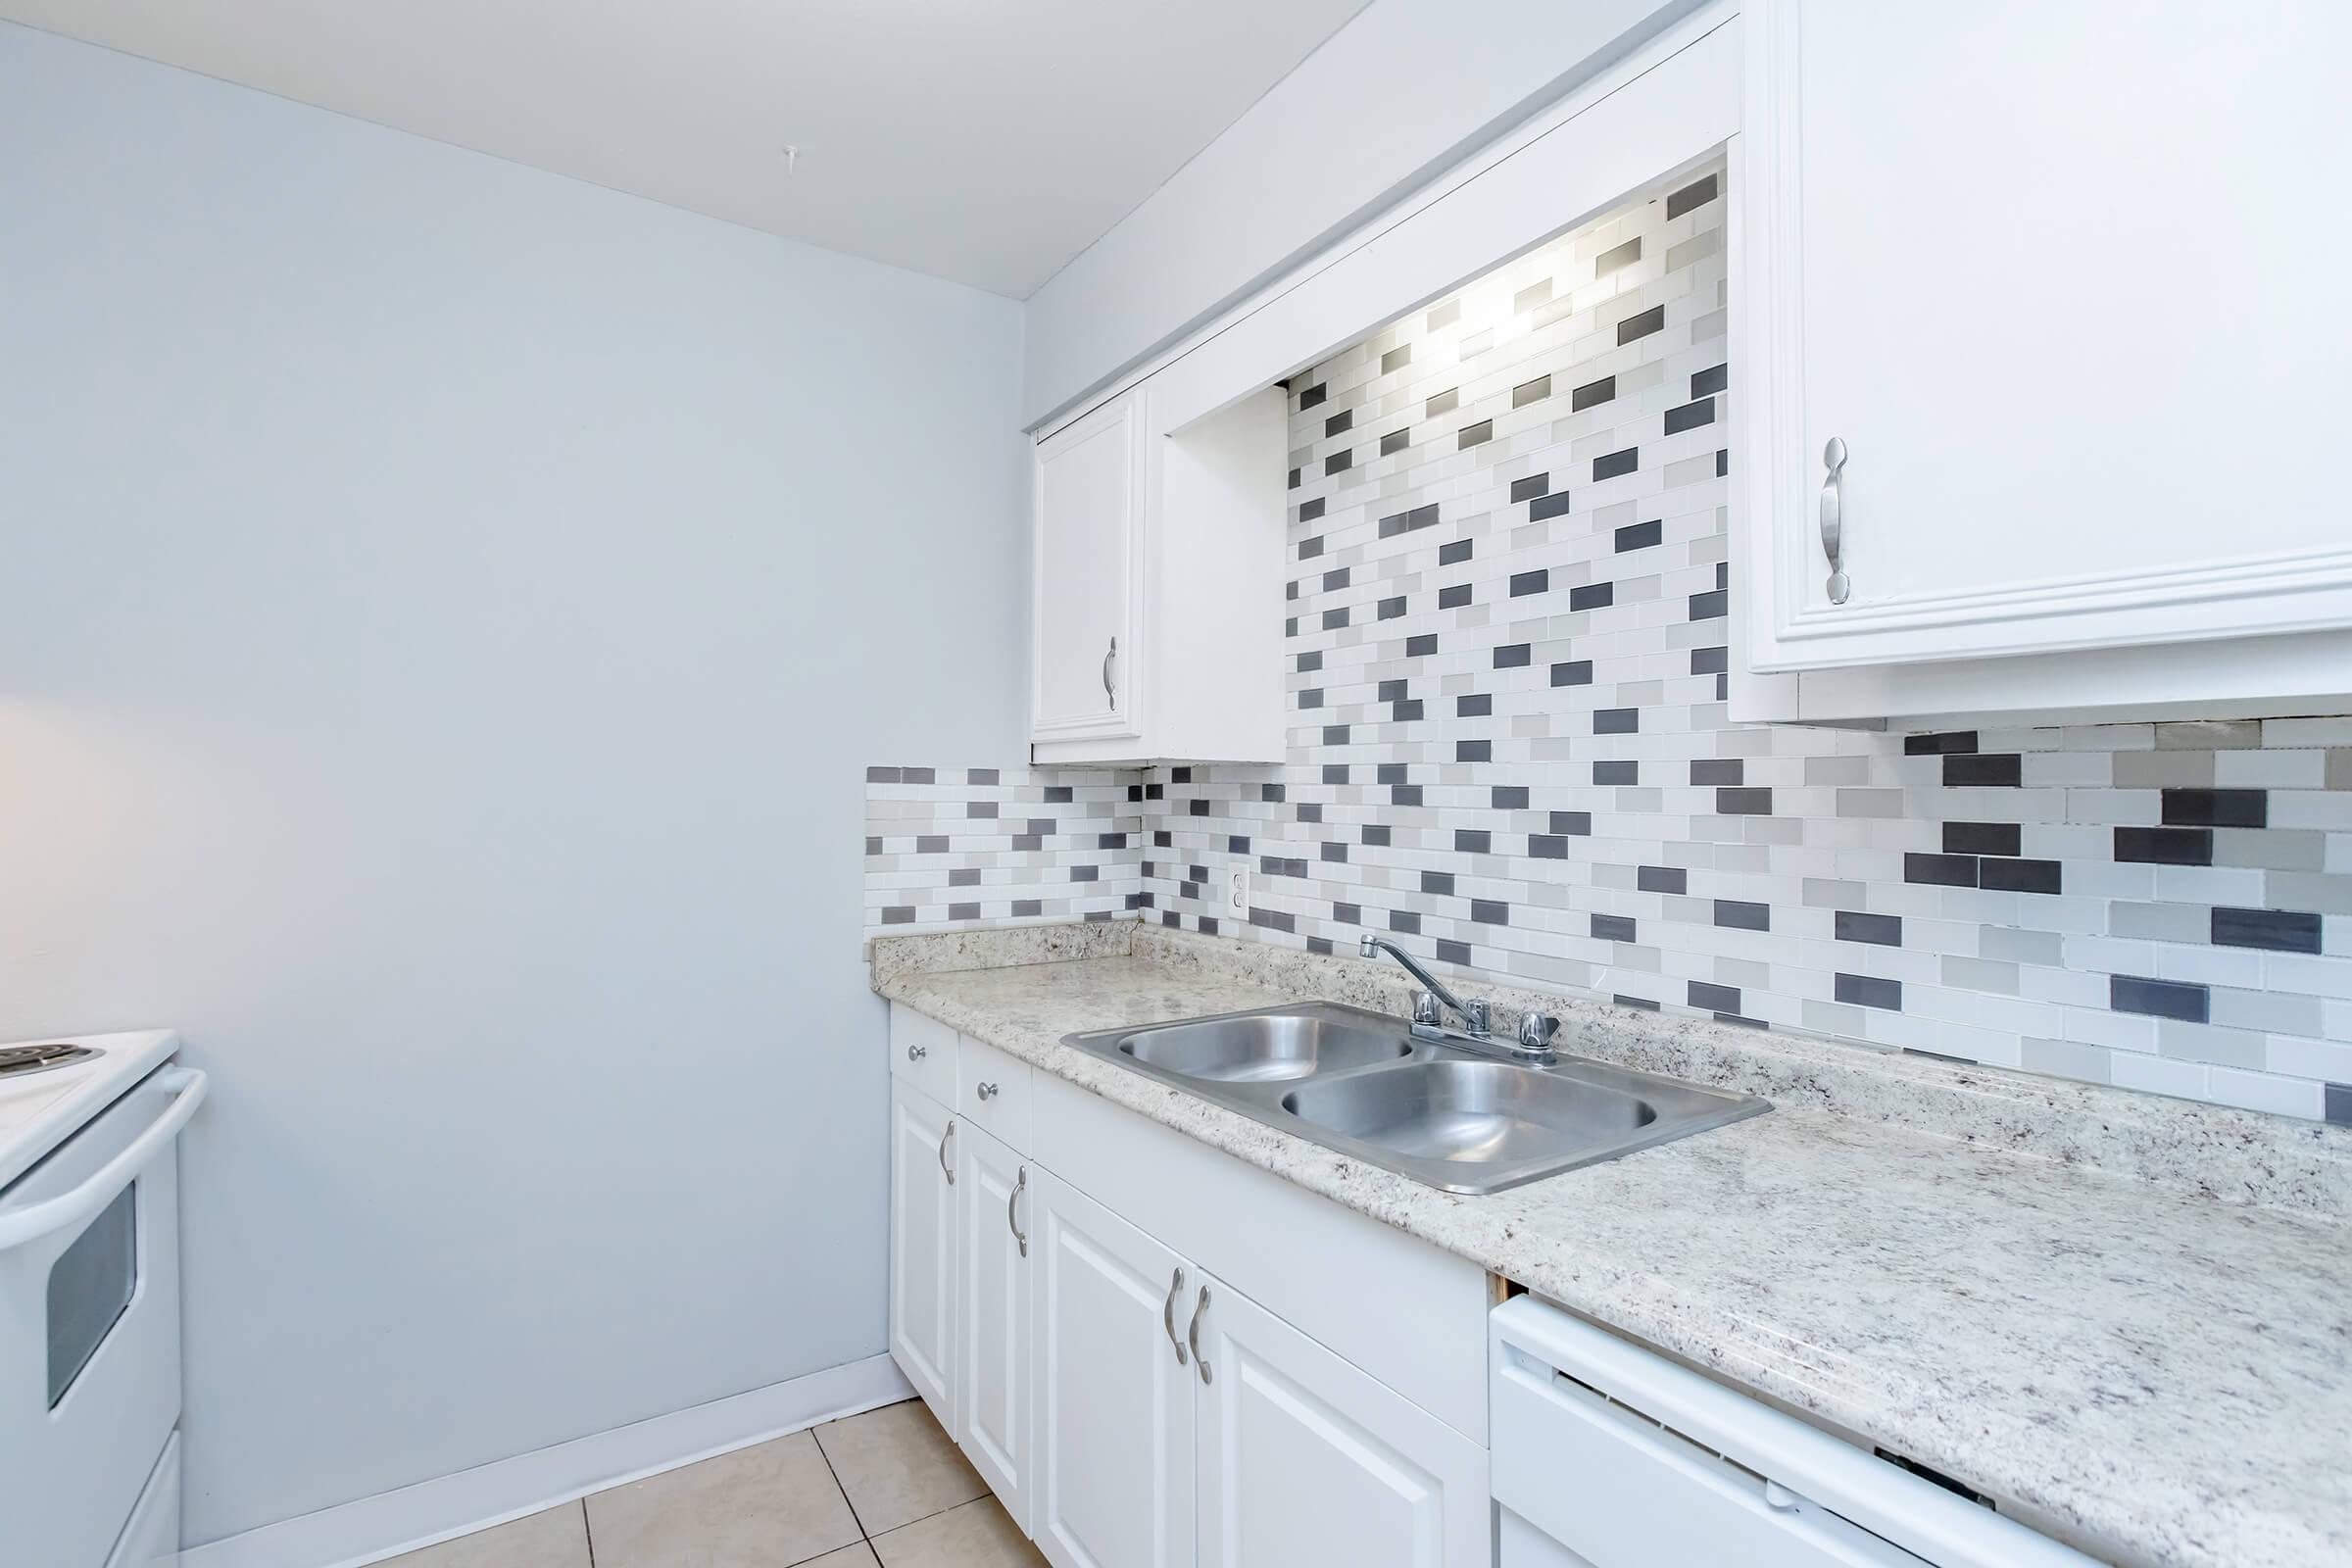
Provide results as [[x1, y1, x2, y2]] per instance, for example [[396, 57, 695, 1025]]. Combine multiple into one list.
[[1490, 1298, 2103, 1568]]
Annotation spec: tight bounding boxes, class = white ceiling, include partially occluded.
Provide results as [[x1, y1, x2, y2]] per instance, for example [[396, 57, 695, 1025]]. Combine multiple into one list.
[[1, 0, 1369, 298]]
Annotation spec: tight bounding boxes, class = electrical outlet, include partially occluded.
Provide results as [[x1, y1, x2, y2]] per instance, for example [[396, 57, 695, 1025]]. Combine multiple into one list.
[[1225, 864, 1250, 921]]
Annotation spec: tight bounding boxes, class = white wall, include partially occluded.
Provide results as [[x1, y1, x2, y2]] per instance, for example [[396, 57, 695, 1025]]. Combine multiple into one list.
[[1020, 0, 1696, 427], [0, 23, 1028, 1546]]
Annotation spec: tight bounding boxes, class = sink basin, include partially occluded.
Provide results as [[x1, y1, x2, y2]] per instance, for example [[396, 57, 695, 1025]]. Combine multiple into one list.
[[1281, 1059, 1655, 1166], [1117, 1010, 1410, 1083], [1063, 1001, 1768, 1194]]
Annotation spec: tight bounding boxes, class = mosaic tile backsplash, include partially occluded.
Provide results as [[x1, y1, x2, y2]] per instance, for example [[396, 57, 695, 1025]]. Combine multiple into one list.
[[864, 766, 1141, 933], [873, 159, 2352, 1126]]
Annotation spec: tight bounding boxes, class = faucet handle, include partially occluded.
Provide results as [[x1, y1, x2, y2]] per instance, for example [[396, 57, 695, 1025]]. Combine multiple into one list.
[[1409, 990, 1443, 1026], [1516, 1012, 1562, 1054], [1358, 932, 1379, 958], [1463, 999, 1492, 1037]]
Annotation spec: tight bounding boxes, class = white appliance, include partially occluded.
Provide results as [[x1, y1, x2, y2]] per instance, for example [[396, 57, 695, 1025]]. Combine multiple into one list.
[[0, 1031, 204, 1568], [1491, 1297, 2100, 1568]]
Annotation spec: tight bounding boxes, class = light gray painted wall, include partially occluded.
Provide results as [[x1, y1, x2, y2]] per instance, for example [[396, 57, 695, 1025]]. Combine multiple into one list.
[[1020, 0, 1696, 427], [0, 24, 1028, 1544]]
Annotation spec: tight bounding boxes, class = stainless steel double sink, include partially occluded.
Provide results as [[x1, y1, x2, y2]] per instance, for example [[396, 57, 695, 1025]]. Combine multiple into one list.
[[1062, 1003, 1769, 1195]]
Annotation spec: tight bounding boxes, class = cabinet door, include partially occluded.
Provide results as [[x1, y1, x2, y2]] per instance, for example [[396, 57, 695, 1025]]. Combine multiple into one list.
[[1031, 389, 1144, 744], [887, 1079, 957, 1434], [1194, 1270, 1488, 1568], [1029, 1166, 1195, 1568], [956, 1120, 1033, 1532], [1742, 1, 2352, 671]]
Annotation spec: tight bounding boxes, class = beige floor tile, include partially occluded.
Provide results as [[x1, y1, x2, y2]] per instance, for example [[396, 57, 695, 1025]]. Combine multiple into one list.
[[870, 1496, 1044, 1568], [379, 1503, 589, 1568], [812, 1398, 986, 1536], [801, 1546, 880, 1568], [585, 1430, 861, 1567]]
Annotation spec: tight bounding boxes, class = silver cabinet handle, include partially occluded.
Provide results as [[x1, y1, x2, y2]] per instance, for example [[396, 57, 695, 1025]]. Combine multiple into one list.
[[1162, 1267, 1189, 1366], [975, 1081, 999, 1102], [1819, 436, 1851, 605], [1188, 1285, 1212, 1385], [906, 1044, 927, 1062], [1102, 636, 1118, 708], [1007, 1165, 1028, 1256], [939, 1118, 956, 1186]]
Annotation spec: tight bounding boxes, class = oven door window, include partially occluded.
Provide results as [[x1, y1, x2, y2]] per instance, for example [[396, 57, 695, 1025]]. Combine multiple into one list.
[[46, 1182, 136, 1407]]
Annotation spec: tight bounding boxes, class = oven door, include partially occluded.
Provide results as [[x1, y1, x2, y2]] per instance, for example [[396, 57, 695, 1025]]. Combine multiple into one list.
[[0, 1064, 206, 1567]]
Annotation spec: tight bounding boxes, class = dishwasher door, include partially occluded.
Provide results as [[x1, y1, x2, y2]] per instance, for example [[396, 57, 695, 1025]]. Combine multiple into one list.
[[1489, 1298, 2100, 1568]]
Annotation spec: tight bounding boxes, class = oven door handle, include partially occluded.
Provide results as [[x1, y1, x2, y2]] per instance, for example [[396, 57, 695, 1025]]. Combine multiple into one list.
[[0, 1065, 208, 1251]]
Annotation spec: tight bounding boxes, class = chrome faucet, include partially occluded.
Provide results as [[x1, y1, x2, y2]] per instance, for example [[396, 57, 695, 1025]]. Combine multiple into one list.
[[1356, 933, 1564, 1063], [1357, 933, 1490, 1037]]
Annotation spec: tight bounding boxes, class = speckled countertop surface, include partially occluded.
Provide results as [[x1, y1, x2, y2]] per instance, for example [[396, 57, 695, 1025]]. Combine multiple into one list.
[[871, 928, 2352, 1568]]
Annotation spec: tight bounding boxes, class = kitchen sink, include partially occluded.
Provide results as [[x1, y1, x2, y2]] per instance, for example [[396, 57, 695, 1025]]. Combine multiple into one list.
[[1118, 1009, 1411, 1083], [1064, 1003, 1768, 1194]]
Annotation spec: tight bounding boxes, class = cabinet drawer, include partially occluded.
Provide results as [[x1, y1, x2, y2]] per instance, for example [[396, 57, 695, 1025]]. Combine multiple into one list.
[[958, 1035, 1032, 1152], [890, 1004, 957, 1106]]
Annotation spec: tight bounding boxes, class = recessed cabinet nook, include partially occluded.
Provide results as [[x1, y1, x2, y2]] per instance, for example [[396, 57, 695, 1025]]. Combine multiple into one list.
[[1023, 3, 2352, 749]]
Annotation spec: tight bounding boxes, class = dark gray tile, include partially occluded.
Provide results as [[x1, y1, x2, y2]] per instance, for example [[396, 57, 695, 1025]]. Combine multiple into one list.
[[1530, 835, 1569, 858], [1420, 870, 1455, 896], [1551, 661, 1592, 687], [1325, 409, 1353, 437], [1381, 343, 1411, 374], [1425, 387, 1458, 417], [1455, 740, 1491, 762], [1835, 973, 1902, 1010], [1510, 473, 1550, 503], [2162, 788, 2268, 828], [1715, 787, 1772, 815], [1324, 449, 1351, 475], [1943, 754, 2022, 787], [1513, 374, 1551, 408], [1595, 708, 1639, 734], [1010, 899, 1042, 918], [1638, 865, 1687, 894], [1981, 858, 2062, 894], [1379, 596, 1407, 619], [1299, 496, 1326, 522], [1592, 447, 1640, 481], [1691, 646, 1729, 674], [2210, 906, 2324, 954], [1322, 567, 1349, 590], [1663, 397, 1715, 435], [1298, 382, 1326, 410], [1836, 910, 1903, 946], [949, 867, 981, 887], [865, 766, 900, 783], [1494, 644, 1532, 668], [1690, 760, 1742, 785], [2111, 974, 2209, 1023], [2115, 826, 2213, 866], [1943, 821, 2021, 857], [2327, 1084, 2352, 1126], [1510, 568, 1548, 597], [1592, 913, 1638, 942], [1615, 519, 1662, 553], [948, 902, 981, 921], [1904, 852, 1977, 887], [1439, 537, 1472, 564], [881, 906, 915, 925], [1551, 810, 1592, 834], [1691, 364, 1728, 398], [1530, 492, 1575, 522], [1688, 980, 1740, 1012], [1904, 731, 1978, 756], [1457, 419, 1494, 450], [1435, 939, 1472, 964], [1715, 900, 1770, 930], [1570, 582, 1613, 611], [1594, 236, 1642, 276], [1455, 829, 1491, 854], [1593, 761, 1638, 785], [1666, 172, 1719, 219], [1381, 427, 1410, 456], [1405, 632, 1437, 656], [1571, 375, 1616, 412], [1690, 589, 1728, 619], [903, 767, 936, 784], [1493, 785, 1529, 809], [1616, 305, 1666, 345], [1457, 694, 1492, 717], [1470, 900, 1510, 925]]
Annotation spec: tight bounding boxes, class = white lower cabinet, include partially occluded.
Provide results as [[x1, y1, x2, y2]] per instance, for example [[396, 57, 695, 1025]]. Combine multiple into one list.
[[956, 1118, 1034, 1533], [1193, 1274, 1487, 1568], [1030, 1165, 1197, 1568], [885, 1011, 1490, 1567], [887, 1078, 957, 1433]]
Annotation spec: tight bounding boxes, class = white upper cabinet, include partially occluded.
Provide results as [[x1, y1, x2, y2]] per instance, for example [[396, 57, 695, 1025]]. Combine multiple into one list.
[[1739, 1, 2352, 706], [1032, 391, 1146, 746], [1030, 383, 1287, 765]]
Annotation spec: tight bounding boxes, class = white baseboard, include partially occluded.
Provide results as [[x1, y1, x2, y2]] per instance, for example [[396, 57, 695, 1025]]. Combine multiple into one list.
[[181, 1352, 915, 1568]]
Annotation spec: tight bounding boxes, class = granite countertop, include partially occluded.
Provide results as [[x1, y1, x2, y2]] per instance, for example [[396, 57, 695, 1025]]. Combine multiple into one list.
[[870, 926, 2352, 1568]]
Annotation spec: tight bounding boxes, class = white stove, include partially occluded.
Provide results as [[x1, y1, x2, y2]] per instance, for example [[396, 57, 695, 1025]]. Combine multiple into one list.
[[0, 1028, 201, 1567]]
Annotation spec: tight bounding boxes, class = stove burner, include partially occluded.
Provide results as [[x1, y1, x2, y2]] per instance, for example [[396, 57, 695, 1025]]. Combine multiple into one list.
[[0, 1042, 99, 1079]]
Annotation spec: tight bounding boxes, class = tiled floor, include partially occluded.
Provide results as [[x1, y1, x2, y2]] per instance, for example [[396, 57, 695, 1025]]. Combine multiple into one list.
[[383, 1398, 1044, 1568]]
